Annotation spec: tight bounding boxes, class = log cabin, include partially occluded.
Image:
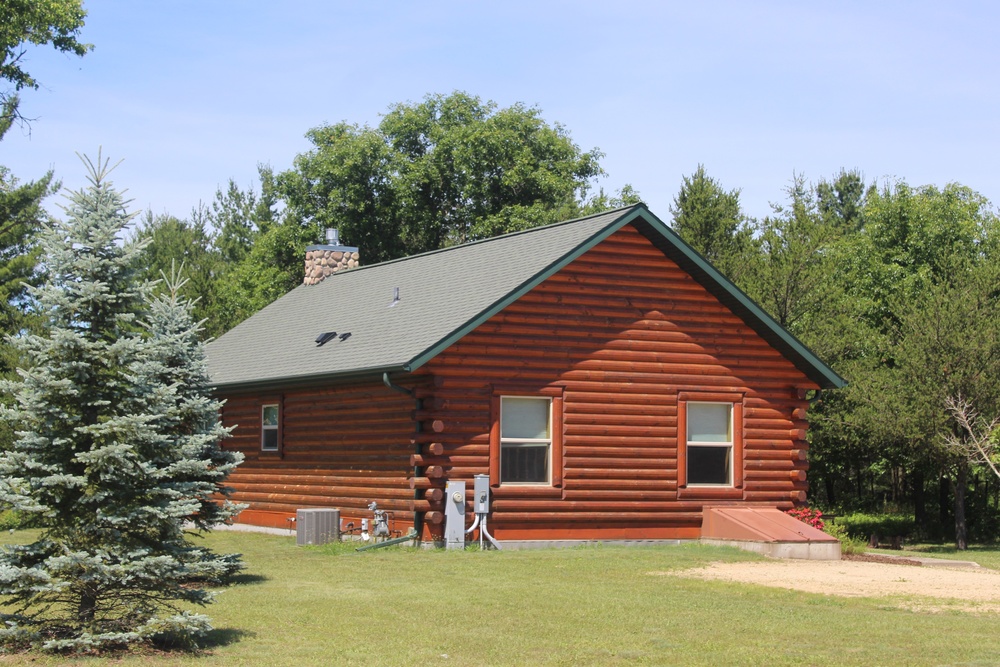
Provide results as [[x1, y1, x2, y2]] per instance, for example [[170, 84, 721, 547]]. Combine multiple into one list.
[[206, 204, 844, 543]]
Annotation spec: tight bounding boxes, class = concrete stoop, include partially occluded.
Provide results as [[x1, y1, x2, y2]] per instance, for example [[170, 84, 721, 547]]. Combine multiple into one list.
[[700, 507, 841, 560]]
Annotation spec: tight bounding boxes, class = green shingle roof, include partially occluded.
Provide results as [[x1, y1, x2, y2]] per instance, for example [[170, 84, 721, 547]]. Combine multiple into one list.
[[206, 205, 845, 391]]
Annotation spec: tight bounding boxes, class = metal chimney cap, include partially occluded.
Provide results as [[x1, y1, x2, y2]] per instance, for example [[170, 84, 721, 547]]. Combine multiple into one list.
[[326, 228, 339, 245]]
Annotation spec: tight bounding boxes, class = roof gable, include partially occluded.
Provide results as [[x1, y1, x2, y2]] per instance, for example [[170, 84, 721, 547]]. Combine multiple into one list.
[[206, 205, 845, 390]]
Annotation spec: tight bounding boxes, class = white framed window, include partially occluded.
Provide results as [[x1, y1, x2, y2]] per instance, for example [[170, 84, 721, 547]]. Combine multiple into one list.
[[499, 396, 551, 484], [261, 403, 280, 452], [685, 402, 733, 486]]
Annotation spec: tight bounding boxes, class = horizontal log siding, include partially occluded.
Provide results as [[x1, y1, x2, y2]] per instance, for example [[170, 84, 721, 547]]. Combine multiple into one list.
[[422, 224, 817, 540], [219, 380, 416, 530]]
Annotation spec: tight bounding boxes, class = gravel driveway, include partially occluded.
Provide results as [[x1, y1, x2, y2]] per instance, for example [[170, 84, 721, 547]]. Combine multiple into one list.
[[654, 558, 1000, 612]]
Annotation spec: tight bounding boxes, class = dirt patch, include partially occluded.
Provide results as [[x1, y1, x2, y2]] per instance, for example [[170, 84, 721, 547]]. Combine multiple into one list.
[[653, 558, 1000, 613], [843, 552, 924, 566]]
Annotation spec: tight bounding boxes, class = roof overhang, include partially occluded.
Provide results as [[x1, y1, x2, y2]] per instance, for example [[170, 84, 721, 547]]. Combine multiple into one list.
[[405, 205, 845, 389]]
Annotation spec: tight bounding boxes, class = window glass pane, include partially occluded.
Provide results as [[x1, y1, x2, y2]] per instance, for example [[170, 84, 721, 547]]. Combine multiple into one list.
[[262, 429, 279, 451], [262, 405, 279, 426], [501, 444, 549, 483], [687, 445, 731, 485], [688, 403, 731, 443], [501, 398, 550, 440]]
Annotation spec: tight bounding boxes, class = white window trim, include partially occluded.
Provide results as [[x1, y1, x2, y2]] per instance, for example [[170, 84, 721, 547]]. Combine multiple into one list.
[[686, 401, 734, 487], [261, 403, 280, 452], [499, 396, 553, 485]]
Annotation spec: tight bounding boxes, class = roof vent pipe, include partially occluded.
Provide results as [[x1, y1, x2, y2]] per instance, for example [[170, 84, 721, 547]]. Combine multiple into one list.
[[326, 228, 339, 245]]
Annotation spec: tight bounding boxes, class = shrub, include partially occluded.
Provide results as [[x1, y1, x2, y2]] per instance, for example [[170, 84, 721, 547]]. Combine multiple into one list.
[[0, 511, 25, 531], [823, 523, 866, 554], [837, 513, 915, 543]]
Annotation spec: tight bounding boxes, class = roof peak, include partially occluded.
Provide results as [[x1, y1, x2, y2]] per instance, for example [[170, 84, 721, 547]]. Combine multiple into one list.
[[316, 204, 646, 281], [208, 203, 844, 391]]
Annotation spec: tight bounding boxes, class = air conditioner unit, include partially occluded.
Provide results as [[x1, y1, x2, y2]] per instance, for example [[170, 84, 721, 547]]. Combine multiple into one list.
[[296, 508, 341, 546]]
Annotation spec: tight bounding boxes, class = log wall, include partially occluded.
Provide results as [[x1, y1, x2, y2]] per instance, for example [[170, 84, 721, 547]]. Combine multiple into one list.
[[418, 224, 818, 541], [219, 379, 417, 531]]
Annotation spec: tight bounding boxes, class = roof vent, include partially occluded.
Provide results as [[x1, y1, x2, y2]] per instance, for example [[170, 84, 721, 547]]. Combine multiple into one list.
[[388, 287, 400, 308], [326, 228, 339, 245], [315, 331, 337, 347]]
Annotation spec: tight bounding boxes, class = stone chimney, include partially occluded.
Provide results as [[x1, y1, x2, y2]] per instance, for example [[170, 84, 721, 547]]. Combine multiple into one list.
[[304, 229, 359, 285]]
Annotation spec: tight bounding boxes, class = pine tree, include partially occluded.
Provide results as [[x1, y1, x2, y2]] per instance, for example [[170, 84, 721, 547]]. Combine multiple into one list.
[[0, 155, 243, 651], [0, 97, 59, 448], [670, 165, 753, 280]]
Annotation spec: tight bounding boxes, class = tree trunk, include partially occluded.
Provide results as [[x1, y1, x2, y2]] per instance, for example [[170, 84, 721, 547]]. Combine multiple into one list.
[[939, 473, 950, 531], [78, 590, 97, 628], [823, 473, 836, 507], [912, 469, 926, 532], [953, 463, 968, 551]]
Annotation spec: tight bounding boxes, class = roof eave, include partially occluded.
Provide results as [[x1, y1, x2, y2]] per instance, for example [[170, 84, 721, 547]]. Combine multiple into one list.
[[629, 214, 846, 390], [404, 203, 845, 391], [210, 364, 412, 395]]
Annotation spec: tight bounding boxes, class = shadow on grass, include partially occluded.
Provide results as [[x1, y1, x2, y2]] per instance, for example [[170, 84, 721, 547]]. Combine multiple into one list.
[[227, 572, 269, 586], [199, 627, 256, 650], [910, 543, 998, 555]]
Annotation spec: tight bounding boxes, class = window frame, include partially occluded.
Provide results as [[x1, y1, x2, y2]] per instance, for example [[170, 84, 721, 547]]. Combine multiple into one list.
[[677, 391, 743, 499], [260, 399, 283, 455], [489, 386, 563, 488]]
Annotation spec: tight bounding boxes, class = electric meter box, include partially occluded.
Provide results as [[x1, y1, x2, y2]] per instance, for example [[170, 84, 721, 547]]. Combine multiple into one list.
[[474, 474, 490, 514]]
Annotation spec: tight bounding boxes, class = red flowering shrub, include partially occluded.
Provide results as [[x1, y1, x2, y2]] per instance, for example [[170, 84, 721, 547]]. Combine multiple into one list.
[[785, 506, 824, 531]]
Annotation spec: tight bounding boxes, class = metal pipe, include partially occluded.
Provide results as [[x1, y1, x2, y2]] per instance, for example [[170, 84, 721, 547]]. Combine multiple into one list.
[[382, 372, 413, 397], [382, 372, 424, 541], [356, 528, 418, 552], [465, 513, 481, 535], [479, 515, 502, 550]]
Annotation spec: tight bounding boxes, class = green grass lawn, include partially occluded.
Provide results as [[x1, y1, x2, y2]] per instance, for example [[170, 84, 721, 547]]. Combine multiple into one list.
[[2, 531, 1000, 666], [872, 542, 1000, 569]]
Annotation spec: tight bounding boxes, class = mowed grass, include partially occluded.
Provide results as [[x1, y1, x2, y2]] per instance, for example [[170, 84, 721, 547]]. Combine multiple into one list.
[[2, 531, 1000, 666], [873, 542, 1000, 569]]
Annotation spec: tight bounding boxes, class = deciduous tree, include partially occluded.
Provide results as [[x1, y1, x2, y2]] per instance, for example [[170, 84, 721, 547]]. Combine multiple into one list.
[[208, 92, 615, 334], [0, 0, 91, 123], [280, 91, 606, 265]]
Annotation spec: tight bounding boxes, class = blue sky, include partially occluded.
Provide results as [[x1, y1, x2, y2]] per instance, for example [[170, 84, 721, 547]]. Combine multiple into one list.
[[5, 1, 999, 226]]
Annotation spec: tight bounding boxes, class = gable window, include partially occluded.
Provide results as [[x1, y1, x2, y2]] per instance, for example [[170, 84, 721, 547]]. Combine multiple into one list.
[[677, 392, 743, 496], [500, 397, 551, 483], [261, 403, 281, 452]]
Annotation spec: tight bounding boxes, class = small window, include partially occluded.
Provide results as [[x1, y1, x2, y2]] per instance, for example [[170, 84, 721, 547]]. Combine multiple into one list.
[[500, 397, 551, 484], [261, 403, 280, 452], [686, 402, 733, 486]]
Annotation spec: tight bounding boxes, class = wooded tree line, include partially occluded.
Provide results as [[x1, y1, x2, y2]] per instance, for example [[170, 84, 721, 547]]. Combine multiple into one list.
[[3, 85, 999, 548]]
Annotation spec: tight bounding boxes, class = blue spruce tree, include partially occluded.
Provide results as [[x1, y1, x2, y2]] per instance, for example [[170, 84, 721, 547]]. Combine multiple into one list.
[[0, 155, 243, 651]]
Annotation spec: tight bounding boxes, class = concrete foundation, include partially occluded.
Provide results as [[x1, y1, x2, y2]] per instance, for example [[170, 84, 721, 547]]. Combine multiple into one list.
[[701, 538, 841, 560]]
